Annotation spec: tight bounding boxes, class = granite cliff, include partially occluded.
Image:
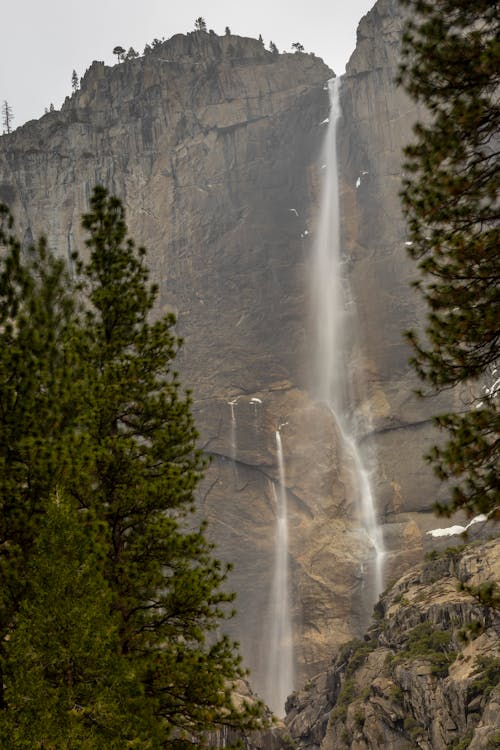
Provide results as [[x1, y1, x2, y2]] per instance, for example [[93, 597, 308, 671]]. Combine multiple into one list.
[[0, 31, 353, 698], [286, 539, 500, 750], [0, 0, 496, 717], [336, 0, 464, 575]]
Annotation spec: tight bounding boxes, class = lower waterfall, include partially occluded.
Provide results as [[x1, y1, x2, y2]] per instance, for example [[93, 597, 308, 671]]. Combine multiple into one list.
[[311, 77, 385, 603], [265, 429, 294, 717]]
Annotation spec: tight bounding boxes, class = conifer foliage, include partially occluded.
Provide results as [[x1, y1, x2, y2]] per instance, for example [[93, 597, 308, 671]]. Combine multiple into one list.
[[0, 207, 78, 696], [0, 188, 263, 747], [1, 496, 137, 749], [398, 0, 500, 517]]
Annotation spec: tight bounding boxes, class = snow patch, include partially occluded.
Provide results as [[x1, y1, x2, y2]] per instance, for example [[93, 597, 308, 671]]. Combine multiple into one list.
[[427, 514, 488, 538]]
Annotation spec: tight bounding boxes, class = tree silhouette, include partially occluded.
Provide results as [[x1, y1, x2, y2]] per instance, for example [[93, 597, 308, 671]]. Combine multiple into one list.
[[112, 46, 126, 63], [1, 101, 13, 134]]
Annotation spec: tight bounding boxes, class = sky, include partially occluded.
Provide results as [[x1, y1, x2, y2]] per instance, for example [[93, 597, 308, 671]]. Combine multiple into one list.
[[0, 0, 375, 130]]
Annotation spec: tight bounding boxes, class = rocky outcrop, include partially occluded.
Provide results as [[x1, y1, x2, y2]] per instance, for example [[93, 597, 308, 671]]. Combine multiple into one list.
[[285, 539, 500, 750]]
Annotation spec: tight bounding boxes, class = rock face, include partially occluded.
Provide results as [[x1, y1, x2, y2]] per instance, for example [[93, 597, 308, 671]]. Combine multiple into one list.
[[1, 32, 363, 699], [0, 0, 491, 712], [337, 0, 461, 576], [286, 539, 500, 750]]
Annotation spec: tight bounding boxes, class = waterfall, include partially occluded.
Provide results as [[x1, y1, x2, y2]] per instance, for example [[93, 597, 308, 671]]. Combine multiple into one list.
[[228, 399, 239, 483], [266, 429, 294, 717], [228, 400, 237, 463], [311, 77, 385, 601]]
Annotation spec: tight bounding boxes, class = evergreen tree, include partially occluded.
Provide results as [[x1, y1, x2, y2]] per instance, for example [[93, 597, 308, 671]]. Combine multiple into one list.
[[398, 0, 500, 517], [0, 495, 149, 749], [112, 45, 125, 63], [0, 189, 264, 745], [0, 207, 79, 709], [73, 187, 262, 745], [125, 47, 139, 60], [71, 69, 79, 92], [194, 17, 207, 32], [1, 101, 13, 134]]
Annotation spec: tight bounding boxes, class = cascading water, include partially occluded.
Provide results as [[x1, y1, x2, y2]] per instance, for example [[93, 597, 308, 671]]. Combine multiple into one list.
[[311, 77, 385, 601], [228, 400, 237, 463], [265, 429, 294, 717], [227, 399, 239, 483]]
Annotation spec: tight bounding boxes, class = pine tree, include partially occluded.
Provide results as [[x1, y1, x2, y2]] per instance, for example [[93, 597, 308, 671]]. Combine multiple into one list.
[[125, 47, 139, 60], [1, 101, 13, 134], [73, 187, 263, 745], [0, 190, 265, 745], [0, 206, 79, 710], [398, 0, 500, 517], [194, 17, 207, 32], [0, 495, 149, 749], [71, 69, 79, 92], [112, 45, 125, 63]]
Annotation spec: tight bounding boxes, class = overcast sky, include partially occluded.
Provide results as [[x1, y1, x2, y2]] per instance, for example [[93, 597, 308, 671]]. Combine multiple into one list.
[[1, 0, 375, 130]]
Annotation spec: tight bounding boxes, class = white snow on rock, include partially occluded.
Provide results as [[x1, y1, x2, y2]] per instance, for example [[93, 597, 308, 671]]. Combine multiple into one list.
[[427, 514, 488, 538]]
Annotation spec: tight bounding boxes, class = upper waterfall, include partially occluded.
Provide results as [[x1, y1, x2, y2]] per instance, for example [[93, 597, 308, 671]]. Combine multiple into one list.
[[310, 77, 385, 602], [311, 78, 347, 411]]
